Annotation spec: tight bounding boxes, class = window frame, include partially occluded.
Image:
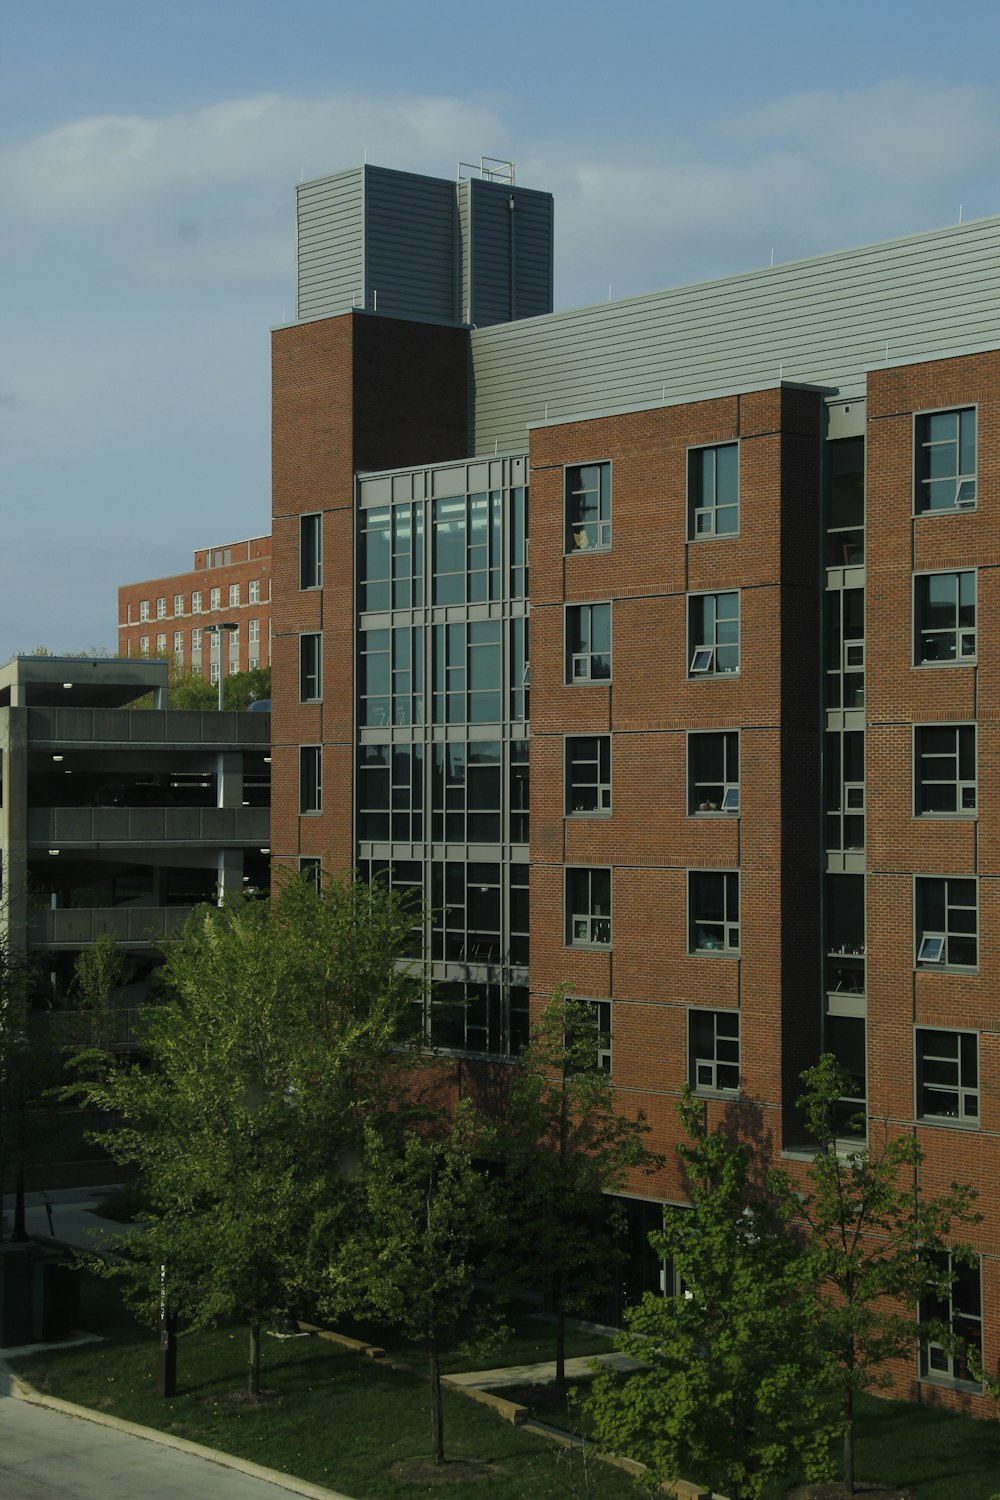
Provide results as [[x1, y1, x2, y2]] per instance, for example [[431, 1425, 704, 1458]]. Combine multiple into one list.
[[299, 632, 322, 703], [913, 405, 978, 516], [688, 1008, 740, 1095], [300, 512, 323, 590], [139, 600, 149, 622], [688, 870, 740, 955], [565, 734, 612, 817], [191, 590, 202, 614], [687, 730, 740, 816], [567, 996, 613, 1074], [299, 745, 322, 816], [565, 601, 612, 684], [229, 584, 240, 607], [565, 866, 612, 949], [687, 441, 740, 540], [210, 587, 221, 611], [920, 1251, 983, 1387], [687, 590, 740, 678], [173, 594, 185, 616], [565, 461, 612, 554], [156, 597, 166, 619], [913, 723, 976, 818], [913, 569, 977, 666], [915, 1027, 979, 1127], [914, 875, 978, 972]]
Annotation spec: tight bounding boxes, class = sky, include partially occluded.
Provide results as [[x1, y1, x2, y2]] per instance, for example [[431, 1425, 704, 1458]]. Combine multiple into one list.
[[3, 0, 1000, 661]]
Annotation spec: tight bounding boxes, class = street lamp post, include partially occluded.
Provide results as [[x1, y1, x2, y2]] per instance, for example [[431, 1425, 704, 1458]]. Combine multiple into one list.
[[209, 621, 239, 709]]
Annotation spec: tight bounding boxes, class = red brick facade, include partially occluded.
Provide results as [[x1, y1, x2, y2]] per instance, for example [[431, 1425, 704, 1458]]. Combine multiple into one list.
[[118, 535, 272, 678]]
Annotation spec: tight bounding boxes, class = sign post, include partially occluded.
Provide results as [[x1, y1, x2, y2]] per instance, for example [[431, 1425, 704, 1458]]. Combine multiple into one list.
[[157, 1261, 177, 1397]]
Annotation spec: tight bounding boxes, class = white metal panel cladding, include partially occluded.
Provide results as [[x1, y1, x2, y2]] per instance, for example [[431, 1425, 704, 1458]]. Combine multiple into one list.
[[469, 215, 1000, 452], [296, 168, 365, 320]]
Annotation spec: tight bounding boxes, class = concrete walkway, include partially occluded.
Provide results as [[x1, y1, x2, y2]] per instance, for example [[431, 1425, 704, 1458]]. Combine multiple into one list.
[[0, 1185, 123, 1256], [448, 1350, 643, 1390]]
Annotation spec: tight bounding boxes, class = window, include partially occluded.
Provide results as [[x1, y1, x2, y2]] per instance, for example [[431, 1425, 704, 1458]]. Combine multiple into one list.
[[300, 633, 322, 702], [156, 633, 166, 653], [689, 731, 739, 813], [229, 584, 240, 607], [915, 725, 976, 815], [921, 1253, 982, 1384], [916, 1029, 978, 1125], [689, 1010, 740, 1094], [156, 597, 166, 619], [566, 867, 611, 947], [566, 736, 611, 815], [249, 580, 260, 604], [210, 587, 221, 611], [688, 591, 739, 676], [689, 443, 738, 538], [138, 635, 149, 654], [915, 877, 977, 969], [914, 571, 976, 664], [229, 660, 239, 675], [249, 619, 259, 644], [174, 594, 185, 615], [173, 631, 184, 659], [567, 997, 613, 1074], [192, 590, 202, 614], [916, 407, 976, 513], [689, 871, 740, 953], [300, 513, 323, 589], [299, 857, 322, 894], [139, 600, 149, 622], [299, 746, 322, 814], [191, 627, 202, 652], [126, 603, 133, 624], [566, 462, 611, 551], [209, 661, 220, 685], [566, 603, 611, 682]]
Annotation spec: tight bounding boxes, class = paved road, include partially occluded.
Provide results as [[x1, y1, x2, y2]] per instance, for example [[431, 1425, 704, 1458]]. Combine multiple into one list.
[[0, 1395, 350, 1500]]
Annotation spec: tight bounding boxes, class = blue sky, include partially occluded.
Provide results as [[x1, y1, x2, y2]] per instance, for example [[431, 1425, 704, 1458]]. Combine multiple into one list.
[[3, 0, 1000, 659]]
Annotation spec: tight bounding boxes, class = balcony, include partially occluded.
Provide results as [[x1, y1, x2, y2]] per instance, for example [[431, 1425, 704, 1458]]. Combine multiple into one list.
[[28, 906, 194, 948], [28, 806, 269, 847]]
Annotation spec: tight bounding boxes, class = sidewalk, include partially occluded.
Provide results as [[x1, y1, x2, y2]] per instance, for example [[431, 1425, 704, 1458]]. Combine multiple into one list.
[[0, 1186, 124, 1258]]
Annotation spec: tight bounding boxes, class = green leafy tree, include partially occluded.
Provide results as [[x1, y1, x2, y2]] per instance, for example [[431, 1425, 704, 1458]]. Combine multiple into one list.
[[589, 1090, 835, 1500], [790, 1055, 980, 1495], [68, 873, 422, 1395], [70, 931, 128, 1061], [332, 1104, 497, 1466], [223, 665, 271, 710], [488, 991, 660, 1393]]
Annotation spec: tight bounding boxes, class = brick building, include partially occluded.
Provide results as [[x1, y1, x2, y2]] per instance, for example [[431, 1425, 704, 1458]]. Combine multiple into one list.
[[270, 161, 1000, 1405], [118, 535, 272, 681]]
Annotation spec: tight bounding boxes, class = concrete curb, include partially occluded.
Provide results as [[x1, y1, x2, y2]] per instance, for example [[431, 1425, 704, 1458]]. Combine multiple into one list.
[[0, 1356, 356, 1500]]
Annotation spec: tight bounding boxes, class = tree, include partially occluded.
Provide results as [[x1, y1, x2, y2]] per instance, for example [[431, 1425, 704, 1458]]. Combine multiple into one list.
[[127, 657, 270, 710], [223, 665, 271, 710], [589, 1090, 835, 1500], [331, 1104, 497, 1466], [489, 992, 660, 1392], [68, 872, 422, 1396], [70, 932, 128, 1060], [791, 1055, 981, 1495]]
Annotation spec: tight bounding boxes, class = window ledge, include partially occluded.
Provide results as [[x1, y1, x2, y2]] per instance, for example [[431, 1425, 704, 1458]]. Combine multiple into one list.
[[566, 810, 612, 820], [690, 949, 741, 959], [691, 1088, 742, 1102], [565, 546, 612, 558], [913, 814, 977, 822], [566, 943, 613, 953], [919, 1373, 983, 1395], [913, 661, 977, 670], [916, 1116, 980, 1131], [690, 811, 740, 819], [914, 966, 979, 976]]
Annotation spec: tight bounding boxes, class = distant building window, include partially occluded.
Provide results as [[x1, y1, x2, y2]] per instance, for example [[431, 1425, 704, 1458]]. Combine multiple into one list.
[[688, 731, 739, 814], [566, 867, 611, 947], [689, 871, 740, 954], [192, 590, 202, 614], [139, 635, 149, 654], [155, 633, 166, 654], [156, 597, 166, 619], [915, 876, 977, 969], [249, 580, 260, 604], [689, 591, 739, 677], [139, 600, 149, 622], [566, 735, 611, 815], [916, 1029, 978, 1125], [566, 462, 611, 552], [300, 746, 322, 814], [126, 603, 134, 624], [173, 631, 184, 660], [301, 512, 322, 589], [689, 443, 739, 538], [191, 628, 202, 651], [566, 603, 611, 682], [914, 725, 976, 816], [229, 584, 240, 607], [248, 619, 259, 644], [209, 661, 220, 684], [689, 1009, 740, 1093], [914, 571, 976, 664], [174, 594, 185, 616], [210, 588, 221, 611], [300, 633, 322, 702], [916, 407, 977, 513]]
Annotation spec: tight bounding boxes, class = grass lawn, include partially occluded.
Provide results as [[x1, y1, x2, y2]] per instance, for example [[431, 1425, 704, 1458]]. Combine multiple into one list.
[[9, 1276, 639, 1500]]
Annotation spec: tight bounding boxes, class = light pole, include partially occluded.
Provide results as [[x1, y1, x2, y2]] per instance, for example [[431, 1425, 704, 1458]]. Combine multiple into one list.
[[208, 621, 239, 710]]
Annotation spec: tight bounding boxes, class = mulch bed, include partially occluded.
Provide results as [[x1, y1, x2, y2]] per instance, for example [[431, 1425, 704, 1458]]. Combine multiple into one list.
[[202, 1389, 279, 1409], [787, 1484, 913, 1499], [388, 1458, 505, 1485]]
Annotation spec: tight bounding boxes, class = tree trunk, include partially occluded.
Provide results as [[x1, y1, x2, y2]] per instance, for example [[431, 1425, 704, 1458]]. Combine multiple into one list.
[[429, 1330, 444, 1465], [248, 1322, 261, 1397], [555, 1297, 566, 1394], [843, 1387, 855, 1494]]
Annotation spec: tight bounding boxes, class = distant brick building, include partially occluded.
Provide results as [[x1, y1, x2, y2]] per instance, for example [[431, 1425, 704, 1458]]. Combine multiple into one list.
[[118, 536, 272, 681]]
